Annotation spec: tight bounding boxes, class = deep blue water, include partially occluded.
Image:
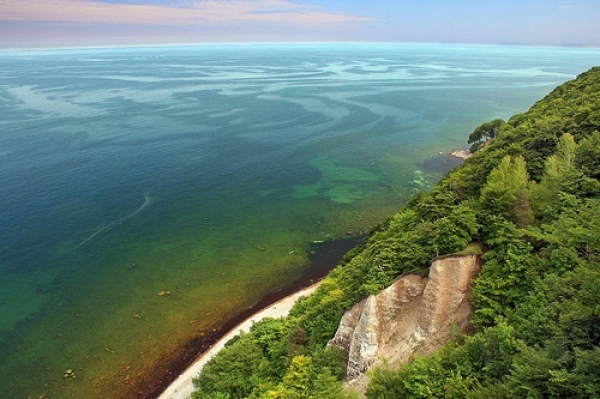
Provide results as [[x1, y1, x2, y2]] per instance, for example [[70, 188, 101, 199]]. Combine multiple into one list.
[[1, 43, 599, 398]]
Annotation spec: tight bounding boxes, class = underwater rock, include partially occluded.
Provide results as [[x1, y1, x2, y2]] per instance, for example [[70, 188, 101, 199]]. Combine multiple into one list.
[[63, 369, 76, 379]]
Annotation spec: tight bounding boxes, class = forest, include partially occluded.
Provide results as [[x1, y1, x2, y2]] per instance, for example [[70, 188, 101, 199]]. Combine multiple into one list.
[[190, 66, 600, 399]]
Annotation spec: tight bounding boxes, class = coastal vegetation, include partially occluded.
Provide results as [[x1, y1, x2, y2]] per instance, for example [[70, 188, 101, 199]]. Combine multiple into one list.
[[191, 66, 600, 399]]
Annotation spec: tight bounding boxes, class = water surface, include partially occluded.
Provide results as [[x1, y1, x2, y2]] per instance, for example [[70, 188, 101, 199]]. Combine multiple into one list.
[[1, 43, 599, 398]]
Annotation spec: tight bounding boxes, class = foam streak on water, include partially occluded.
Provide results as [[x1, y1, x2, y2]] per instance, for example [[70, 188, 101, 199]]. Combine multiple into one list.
[[76, 196, 152, 248], [0, 43, 599, 398]]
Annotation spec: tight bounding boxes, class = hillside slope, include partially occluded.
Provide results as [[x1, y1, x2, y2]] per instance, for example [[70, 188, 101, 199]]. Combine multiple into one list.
[[191, 66, 600, 399]]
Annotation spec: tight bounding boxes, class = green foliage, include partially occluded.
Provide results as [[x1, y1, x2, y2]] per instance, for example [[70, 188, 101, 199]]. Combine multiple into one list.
[[430, 203, 479, 256], [576, 132, 600, 177], [501, 261, 600, 398], [471, 220, 538, 328], [193, 334, 267, 399], [192, 67, 600, 399], [479, 155, 533, 227], [529, 133, 582, 219], [468, 118, 505, 152], [264, 349, 347, 399]]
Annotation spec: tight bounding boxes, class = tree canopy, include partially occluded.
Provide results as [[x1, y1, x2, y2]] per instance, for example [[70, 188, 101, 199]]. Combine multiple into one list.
[[468, 118, 505, 151]]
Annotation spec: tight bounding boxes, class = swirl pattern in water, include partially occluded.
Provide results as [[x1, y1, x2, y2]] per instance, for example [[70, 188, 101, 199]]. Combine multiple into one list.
[[0, 43, 599, 398]]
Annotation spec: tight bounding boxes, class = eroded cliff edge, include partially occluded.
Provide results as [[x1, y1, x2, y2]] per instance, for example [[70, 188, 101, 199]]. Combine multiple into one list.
[[328, 254, 481, 390]]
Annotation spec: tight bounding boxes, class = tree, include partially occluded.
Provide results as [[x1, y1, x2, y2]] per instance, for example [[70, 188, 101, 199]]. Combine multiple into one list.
[[479, 155, 533, 228], [575, 132, 600, 180], [266, 353, 348, 399], [193, 335, 266, 399], [430, 203, 479, 255], [468, 119, 505, 151]]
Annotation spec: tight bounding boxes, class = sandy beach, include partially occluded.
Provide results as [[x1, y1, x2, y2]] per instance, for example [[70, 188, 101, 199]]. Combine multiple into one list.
[[157, 282, 321, 399]]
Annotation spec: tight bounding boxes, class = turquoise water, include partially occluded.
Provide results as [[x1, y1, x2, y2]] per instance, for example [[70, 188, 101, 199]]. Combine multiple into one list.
[[1, 43, 599, 398]]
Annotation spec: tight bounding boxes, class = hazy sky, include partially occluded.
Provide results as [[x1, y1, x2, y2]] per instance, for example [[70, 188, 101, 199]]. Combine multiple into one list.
[[1, 0, 599, 48]]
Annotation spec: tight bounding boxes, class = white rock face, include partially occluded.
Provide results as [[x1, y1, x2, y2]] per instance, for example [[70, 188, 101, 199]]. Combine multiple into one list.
[[328, 255, 480, 382]]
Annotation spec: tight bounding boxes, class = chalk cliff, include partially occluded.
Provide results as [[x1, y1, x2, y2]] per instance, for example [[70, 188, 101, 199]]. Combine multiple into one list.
[[328, 254, 480, 385]]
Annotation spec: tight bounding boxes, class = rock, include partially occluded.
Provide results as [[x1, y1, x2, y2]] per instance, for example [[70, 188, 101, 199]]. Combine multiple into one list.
[[328, 254, 480, 383], [329, 274, 427, 380], [418, 255, 480, 334], [63, 369, 76, 379], [450, 149, 471, 160]]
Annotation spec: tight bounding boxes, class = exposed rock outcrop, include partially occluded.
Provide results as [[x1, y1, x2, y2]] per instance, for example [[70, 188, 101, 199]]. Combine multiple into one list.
[[328, 254, 480, 384], [450, 149, 472, 160]]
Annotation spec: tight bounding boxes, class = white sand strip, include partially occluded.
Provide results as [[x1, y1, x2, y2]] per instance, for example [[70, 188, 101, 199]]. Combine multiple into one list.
[[158, 282, 321, 399]]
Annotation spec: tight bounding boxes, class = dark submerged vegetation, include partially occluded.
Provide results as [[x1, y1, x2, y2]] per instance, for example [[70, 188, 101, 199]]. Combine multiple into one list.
[[192, 67, 600, 399]]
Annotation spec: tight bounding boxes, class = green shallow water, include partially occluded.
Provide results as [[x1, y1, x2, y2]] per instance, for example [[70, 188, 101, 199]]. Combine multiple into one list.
[[2, 154, 415, 399], [1, 43, 599, 398]]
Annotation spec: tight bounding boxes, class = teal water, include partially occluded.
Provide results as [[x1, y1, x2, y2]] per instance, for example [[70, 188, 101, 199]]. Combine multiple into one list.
[[1, 43, 599, 398]]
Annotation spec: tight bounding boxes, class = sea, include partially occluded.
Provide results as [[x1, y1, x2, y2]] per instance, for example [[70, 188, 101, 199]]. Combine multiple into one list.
[[1, 43, 599, 398]]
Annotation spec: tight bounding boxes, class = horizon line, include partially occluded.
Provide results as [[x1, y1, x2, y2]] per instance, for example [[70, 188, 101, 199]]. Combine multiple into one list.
[[3, 40, 600, 53]]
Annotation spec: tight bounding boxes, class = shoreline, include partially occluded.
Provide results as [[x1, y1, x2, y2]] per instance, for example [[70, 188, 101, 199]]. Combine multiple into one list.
[[146, 236, 364, 399], [145, 147, 464, 399], [449, 149, 471, 160], [157, 282, 322, 399]]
